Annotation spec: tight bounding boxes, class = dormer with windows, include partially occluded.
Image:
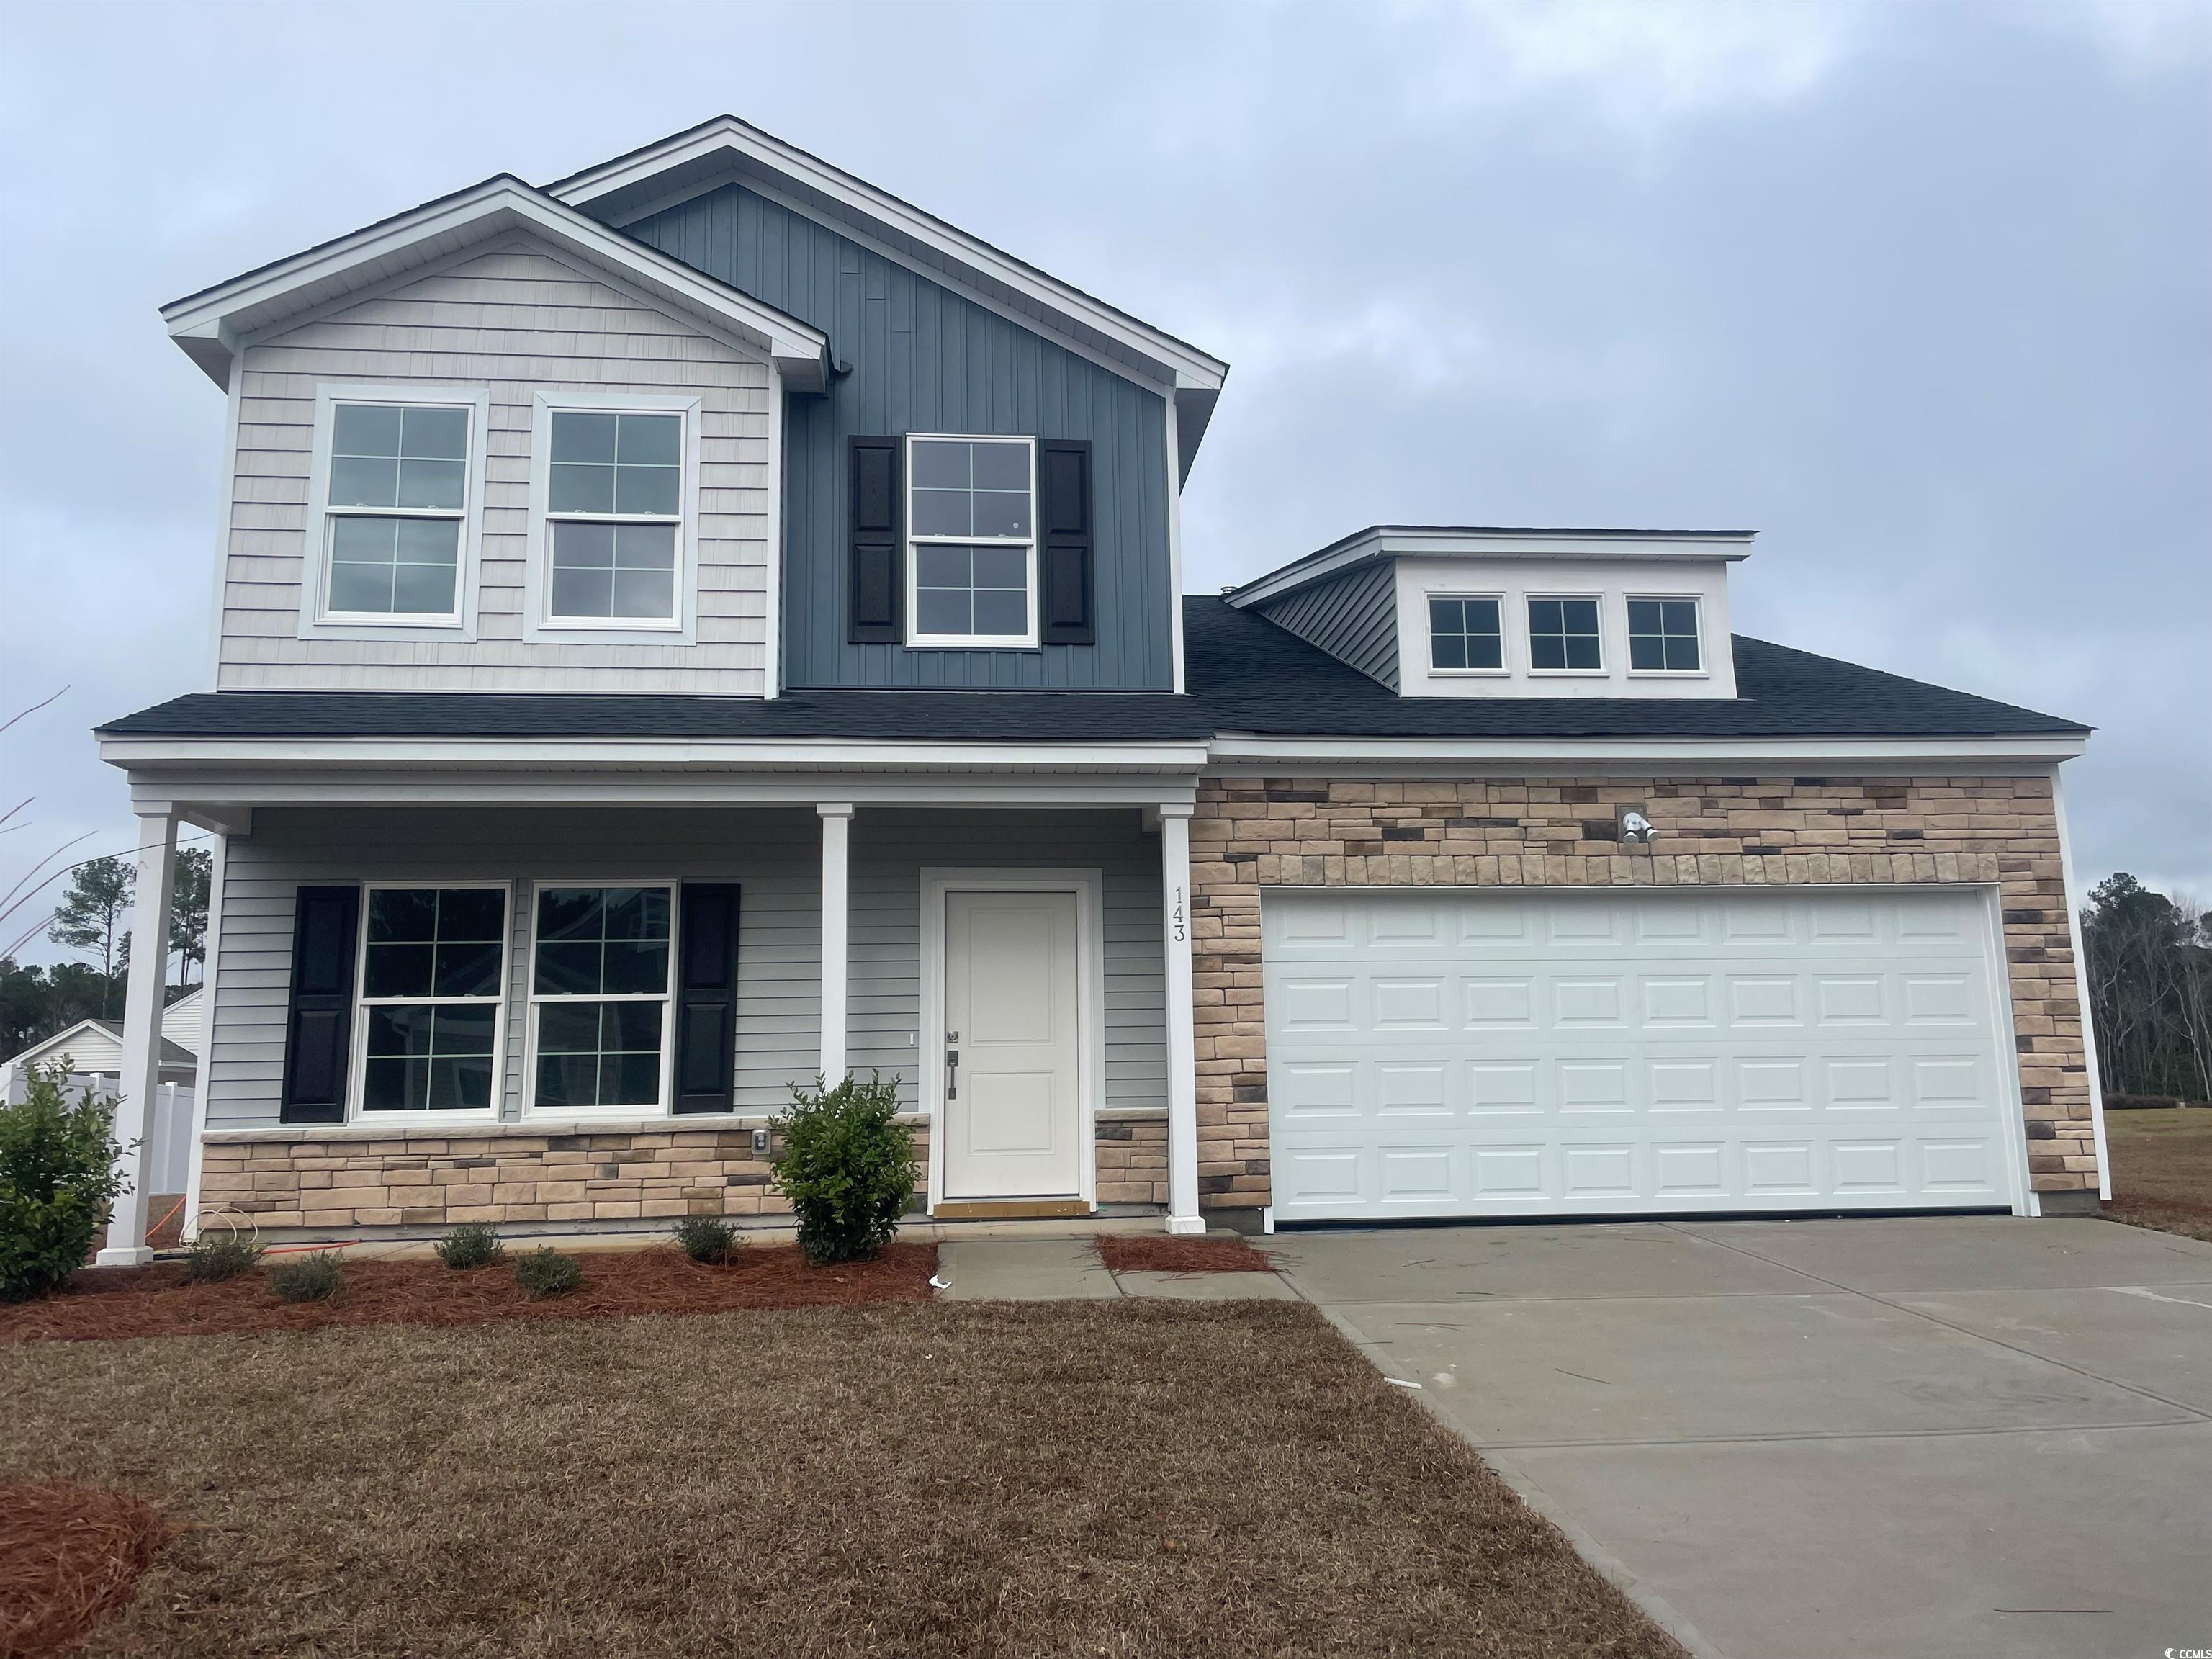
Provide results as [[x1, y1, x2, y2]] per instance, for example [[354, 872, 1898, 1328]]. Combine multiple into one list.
[[1227, 526, 1750, 699]]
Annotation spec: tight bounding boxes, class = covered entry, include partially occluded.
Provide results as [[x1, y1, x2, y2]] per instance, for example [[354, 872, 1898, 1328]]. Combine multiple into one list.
[[1263, 886, 2027, 1223]]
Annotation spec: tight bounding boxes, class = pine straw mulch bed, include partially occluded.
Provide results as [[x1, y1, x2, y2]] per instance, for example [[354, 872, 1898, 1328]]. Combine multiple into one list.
[[1096, 1233, 1277, 1274], [0, 1300, 1683, 1659], [2100, 1109, 2212, 1245], [0, 1485, 171, 1658], [0, 1241, 938, 1344]]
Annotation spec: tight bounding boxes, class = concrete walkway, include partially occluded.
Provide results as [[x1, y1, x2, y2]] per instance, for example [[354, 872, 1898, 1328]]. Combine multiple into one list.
[[1266, 1217, 2212, 1659], [935, 1236, 1300, 1300]]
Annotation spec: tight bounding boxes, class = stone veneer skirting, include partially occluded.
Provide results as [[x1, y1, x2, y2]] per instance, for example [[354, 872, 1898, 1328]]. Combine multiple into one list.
[[1187, 774, 2098, 1213], [198, 1111, 1168, 1235]]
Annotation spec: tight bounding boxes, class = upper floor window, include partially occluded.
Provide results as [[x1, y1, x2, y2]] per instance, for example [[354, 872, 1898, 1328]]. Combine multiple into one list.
[[524, 394, 698, 640], [1527, 595, 1603, 673], [547, 410, 683, 624], [319, 398, 475, 621], [1428, 595, 1504, 672], [907, 435, 1036, 647], [1627, 598, 1703, 673]]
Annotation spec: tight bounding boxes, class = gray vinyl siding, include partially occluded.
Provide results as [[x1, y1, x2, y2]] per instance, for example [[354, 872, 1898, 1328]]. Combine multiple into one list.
[[1255, 562, 1401, 689], [629, 186, 1176, 690], [217, 243, 773, 693], [204, 807, 1163, 1129]]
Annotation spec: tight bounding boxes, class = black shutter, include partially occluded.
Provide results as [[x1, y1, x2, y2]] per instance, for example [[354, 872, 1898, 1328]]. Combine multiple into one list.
[[279, 884, 360, 1125], [1039, 439, 1094, 645], [848, 436, 902, 643], [673, 883, 742, 1115]]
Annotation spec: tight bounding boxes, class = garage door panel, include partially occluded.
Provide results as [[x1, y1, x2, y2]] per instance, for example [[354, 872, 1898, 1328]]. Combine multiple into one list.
[[1264, 888, 2021, 1222]]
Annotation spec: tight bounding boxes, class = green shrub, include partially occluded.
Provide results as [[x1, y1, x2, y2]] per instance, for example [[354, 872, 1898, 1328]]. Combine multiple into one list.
[[0, 1062, 127, 1302], [771, 1073, 915, 1264], [184, 1231, 264, 1283], [673, 1215, 738, 1264], [515, 1247, 582, 1299], [435, 1221, 505, 1270], [269, 1251, 344, 1303]]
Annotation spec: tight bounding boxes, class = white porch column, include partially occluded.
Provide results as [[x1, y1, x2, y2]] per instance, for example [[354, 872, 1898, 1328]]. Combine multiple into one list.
[[818, 803, 853, 1082], [1160, 802, 1205, 1234], [180, 832, 228, 1244], [96, 808, 179, 1267]]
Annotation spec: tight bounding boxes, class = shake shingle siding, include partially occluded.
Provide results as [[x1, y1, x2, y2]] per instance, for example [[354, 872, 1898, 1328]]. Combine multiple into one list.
[[218, 243, 775, 694]]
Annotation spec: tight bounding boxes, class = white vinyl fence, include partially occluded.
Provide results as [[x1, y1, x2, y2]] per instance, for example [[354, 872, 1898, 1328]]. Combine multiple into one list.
[[3, 1069, 197, 1197]]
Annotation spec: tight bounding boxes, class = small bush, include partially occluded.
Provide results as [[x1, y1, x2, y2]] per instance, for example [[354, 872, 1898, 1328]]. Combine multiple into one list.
[[772, 1072, 916, 1265], [183, 1232, 264, 1283], [1, 1062, 127, 1302], [673, 1215, 738, 1264], [435, 1221, 505, 1270], [515, 1247, 582, 1299], [268, 1251, 344, 1303]]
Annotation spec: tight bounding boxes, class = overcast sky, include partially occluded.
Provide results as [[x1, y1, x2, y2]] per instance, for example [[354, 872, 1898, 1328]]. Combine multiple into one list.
[[2, 1, 2207, 966]]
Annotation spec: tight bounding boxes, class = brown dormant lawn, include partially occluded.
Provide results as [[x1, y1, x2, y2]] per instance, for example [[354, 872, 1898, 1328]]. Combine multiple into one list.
[[1, 1300, 1681, 1659], [2101, 1107, 2212, 1243]]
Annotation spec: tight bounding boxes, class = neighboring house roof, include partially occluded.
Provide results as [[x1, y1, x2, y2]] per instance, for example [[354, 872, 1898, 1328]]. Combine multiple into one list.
[[6, 1017, 197, 1076], [160, 174, 832, 392], [544, 114, 1230, 469], [97, 598, 2087, 747]]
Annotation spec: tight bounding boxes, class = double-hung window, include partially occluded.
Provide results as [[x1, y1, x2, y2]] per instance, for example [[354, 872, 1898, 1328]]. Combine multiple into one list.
[[354, 885, 508, 1116], [534, 400, 693, 630], [1428, 595, 1505, 671], [529, 884, 675, 1112], [907, 434, 1036, 647], [1627, 598, 1703, 673], [1527, 595, 1604, 672], [317, 397, 478, 623]]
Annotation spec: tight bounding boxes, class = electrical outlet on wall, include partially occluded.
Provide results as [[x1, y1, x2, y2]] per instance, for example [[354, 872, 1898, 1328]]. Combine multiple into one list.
[[751, 1127, 770, 1157]]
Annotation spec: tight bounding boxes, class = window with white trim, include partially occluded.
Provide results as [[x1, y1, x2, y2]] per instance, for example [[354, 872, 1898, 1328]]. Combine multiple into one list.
[[1527, 595, 1604, 672], [544, 410, 684, 624], [907, 434, 1036, 646], [529, 884, 675, 1112], [1627, 598, 1703, 672], [355, 885, 508, 1115], [1428, 595, 1504, 671], [321, 401, 472, 619]]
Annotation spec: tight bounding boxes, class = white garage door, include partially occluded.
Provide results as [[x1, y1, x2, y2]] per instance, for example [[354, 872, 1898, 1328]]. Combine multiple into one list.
[[1264, 887, 2024, 1222]]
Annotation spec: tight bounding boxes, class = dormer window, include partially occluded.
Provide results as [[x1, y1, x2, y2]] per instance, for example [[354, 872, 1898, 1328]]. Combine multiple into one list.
[[1527, 596, 1603, 673], [1627, 598, 1703, 673], [907, 435, 1036, 647], [1428, 595, 1504, 672]]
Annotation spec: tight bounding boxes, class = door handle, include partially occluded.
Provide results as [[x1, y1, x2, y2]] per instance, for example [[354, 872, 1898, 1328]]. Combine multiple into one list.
[[945, 1036, 960, 1102]]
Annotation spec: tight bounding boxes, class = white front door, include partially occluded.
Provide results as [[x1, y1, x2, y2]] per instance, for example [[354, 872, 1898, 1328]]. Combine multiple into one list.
[[942, 889, 1083, 1200]]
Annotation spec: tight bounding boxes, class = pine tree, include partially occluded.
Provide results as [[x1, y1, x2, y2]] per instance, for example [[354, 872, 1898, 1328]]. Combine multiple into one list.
[[48, 855, 134, 1018], [169, 848, 212, 985]]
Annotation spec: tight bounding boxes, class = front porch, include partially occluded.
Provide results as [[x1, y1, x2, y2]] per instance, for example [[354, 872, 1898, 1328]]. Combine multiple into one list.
[[90, 755, 1210, 1260]]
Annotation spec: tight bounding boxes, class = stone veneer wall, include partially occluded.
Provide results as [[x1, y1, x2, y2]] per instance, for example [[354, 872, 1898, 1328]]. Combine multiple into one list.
[[1187, 774, 2098, 1214], [197, 1112, 1168, 1236]]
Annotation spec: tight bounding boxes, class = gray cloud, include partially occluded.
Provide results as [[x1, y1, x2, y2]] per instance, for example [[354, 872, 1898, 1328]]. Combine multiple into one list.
[[4, 1, 2206, 961]]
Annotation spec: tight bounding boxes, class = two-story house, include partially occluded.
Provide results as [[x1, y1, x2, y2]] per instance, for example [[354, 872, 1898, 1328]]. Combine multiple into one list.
[[89, 117, 2105, 1264]]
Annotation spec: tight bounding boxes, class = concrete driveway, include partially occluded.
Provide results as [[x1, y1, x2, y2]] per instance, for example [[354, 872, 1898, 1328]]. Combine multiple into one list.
[[1265, 1217, 2212, 1659]]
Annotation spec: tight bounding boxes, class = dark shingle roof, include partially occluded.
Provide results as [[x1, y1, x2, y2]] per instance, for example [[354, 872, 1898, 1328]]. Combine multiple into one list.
[[96, 598, 2086, 745], [1182, 598, 2090, 739]]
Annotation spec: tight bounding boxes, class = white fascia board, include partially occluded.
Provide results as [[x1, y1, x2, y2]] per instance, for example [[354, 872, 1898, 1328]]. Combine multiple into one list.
[[549, 118, 1228, 396], [99, 734, 1210, 773], [1205, 734, 2091, 768], [1228, 527, 1756, 611], [122, 772, 1200, 812], [161, 178, 830, 391]]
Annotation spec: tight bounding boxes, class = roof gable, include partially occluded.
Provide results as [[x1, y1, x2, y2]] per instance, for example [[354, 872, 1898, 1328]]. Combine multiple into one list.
[[546, 116, 1228, 472], [161, 176, 830, 392]]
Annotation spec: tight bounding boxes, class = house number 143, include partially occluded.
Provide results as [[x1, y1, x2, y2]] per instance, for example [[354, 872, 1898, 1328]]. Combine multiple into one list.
[[1171, 887, 1187, 943]]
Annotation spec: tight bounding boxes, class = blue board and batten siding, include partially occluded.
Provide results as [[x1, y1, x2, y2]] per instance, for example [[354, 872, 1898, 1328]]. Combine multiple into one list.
[[1256, 563, 1401, 691], [629, 186, 1176, 689]]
